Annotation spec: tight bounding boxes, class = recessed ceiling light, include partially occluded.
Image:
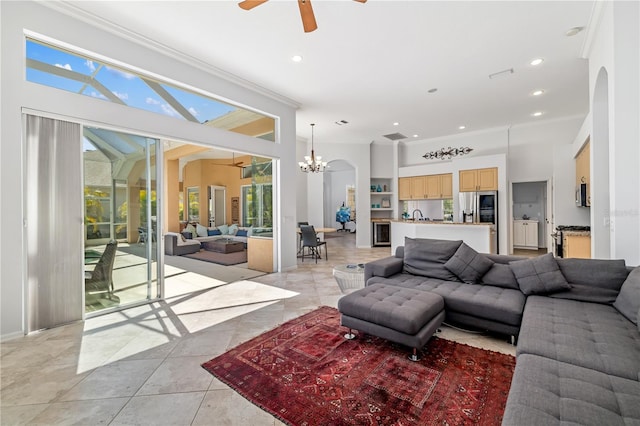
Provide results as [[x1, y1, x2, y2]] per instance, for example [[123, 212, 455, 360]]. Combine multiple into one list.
[[565, 26, 584, 37], [393, 122, 399, 126], [532, 111, 543, 117], [458, 125, 466, 130], [427, 88, 438, 93], [530, 58, 544, 66], [291, 55, 303, 63], [531, 89, 545, 96], [413, 134, 419, 138]]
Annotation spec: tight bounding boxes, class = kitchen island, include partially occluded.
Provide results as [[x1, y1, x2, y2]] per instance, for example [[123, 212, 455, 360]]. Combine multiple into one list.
[[391, 220, 496, 254]]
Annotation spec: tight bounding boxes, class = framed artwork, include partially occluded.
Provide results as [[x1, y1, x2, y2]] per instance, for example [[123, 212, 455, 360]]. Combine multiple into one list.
[[381, 198, 391, 208]]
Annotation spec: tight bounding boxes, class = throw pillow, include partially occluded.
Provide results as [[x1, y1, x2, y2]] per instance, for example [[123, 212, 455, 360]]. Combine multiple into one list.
[[480, 264, 520, 290], [185, 223, 197, 237], [236, 229, 248, 237], [509, 253, 571, 296], [403, 237, 463, 281], [196, 223, 208, 238], [218, 224, 229, 235], [553, 258, 629, 304], [444, 242, 494, 284], [228, 224, 239, 235], [207, 229, 222, 236], [613, 266, 640, 325]]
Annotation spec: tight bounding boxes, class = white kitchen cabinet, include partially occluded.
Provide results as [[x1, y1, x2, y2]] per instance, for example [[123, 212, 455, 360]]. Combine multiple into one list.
[[513, 220, 538, 249]]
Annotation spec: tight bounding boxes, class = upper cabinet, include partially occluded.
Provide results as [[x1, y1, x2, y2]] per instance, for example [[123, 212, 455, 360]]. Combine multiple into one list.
[[576, 140, 590, 186], [426, 174, 452, 199], [398, 173, 453, 200], [411, 176, 426, 199], [440, 173, 453, 198], [398, 177, 412, 200], [459, 167, 498, 192]]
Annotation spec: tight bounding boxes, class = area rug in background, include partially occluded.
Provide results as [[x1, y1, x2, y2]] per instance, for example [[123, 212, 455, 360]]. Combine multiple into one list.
[[183, 249, 247, 266], [202, 306, 515, 425]]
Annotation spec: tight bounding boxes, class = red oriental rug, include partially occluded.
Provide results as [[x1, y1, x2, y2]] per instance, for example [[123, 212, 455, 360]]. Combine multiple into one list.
[[202, 306, 515, 425]]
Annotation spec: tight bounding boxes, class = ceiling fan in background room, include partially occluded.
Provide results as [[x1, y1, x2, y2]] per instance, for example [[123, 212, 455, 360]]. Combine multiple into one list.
[[221, 153, 244, 168], [238, 0, 367, 33]]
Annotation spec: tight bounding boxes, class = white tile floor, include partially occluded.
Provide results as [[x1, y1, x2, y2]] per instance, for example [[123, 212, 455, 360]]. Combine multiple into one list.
[[1, 233, 515, 425]]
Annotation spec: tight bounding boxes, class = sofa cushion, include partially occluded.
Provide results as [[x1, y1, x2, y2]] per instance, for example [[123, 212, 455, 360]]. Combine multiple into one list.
[[403, 237, 462, 281], [518, 296, 640, 380], [207, 229, 222, 236], [551, 258, 629, 304], [236, 229, 248, 237], [503, 354, 640, 426], [510, 253, 570, 295], [185, 223, 197, 237], [480, 263, 520, 290], [444, 242, 494, 284], [218, 224, 229, 235], [196, 223, 208, 237], [367, 274, 524, 326], [228, 224, 239, 235], [613, 266, 640, 325]]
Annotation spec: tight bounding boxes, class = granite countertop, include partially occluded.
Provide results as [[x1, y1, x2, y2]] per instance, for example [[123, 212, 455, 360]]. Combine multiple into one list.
[[391, 220, 492, 226], [563, 230, 591, 237]]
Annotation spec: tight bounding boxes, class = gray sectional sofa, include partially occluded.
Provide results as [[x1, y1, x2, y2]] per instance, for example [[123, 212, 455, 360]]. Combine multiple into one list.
[[363, 237, 640, 425]]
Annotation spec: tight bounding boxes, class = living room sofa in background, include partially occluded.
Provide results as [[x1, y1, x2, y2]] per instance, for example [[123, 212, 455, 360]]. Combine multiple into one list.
[[364, 237, 640, 425], [164, 232, 201, 256]]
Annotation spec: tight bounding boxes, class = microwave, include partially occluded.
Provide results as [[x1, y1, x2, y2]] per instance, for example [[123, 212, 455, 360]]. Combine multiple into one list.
[[576, 183, 590, 207]]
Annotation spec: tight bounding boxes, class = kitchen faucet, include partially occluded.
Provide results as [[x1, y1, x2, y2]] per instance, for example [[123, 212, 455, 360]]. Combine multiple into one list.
[[412, 209, 424, 221]]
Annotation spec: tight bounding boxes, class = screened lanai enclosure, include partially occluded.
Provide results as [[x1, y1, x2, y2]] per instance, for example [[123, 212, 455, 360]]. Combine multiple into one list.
[[23, 36, 278, 328]]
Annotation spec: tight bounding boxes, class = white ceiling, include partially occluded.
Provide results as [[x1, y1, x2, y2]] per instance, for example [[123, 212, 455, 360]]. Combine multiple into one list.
[[62, 0, 593, 146]]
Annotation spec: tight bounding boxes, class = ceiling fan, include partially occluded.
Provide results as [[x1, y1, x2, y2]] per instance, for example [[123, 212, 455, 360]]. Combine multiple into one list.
[[221, 153, 244, 168], [238, 0, 367, 33]]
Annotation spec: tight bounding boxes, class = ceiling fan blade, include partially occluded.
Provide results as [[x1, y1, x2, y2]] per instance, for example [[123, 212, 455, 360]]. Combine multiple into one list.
[[298, 0, 318, 33], [238, 0, 268, 11], [353, 0, 367, 2]]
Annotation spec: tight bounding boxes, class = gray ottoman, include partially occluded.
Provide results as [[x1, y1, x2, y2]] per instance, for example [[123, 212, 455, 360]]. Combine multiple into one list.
[[338, 283, 445, 361]]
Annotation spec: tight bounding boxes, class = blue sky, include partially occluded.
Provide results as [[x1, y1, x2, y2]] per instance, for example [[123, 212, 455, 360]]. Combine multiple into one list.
[[26, 40, 235, 124]]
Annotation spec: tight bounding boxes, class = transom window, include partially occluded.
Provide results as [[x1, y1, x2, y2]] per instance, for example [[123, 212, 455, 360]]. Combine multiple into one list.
[[26, 38, 275, 141]]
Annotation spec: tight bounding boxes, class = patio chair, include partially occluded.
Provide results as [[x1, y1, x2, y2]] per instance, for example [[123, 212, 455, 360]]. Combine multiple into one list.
[[299, 225, 327, 263], [85, 239, 118, 300]]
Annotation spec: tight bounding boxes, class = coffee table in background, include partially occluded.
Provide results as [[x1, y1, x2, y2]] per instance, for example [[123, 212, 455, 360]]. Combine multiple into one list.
[[333, 264, 365, 293], [201, 238, 244, 254]]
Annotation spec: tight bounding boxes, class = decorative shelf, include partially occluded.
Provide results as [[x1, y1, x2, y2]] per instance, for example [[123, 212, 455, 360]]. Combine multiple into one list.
[[370, 192, 393, 195], [371, 208, 393, 211]]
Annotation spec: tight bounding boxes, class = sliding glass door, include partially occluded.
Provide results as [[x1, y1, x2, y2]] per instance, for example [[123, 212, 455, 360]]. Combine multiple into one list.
[[82, 127, 160, 314]]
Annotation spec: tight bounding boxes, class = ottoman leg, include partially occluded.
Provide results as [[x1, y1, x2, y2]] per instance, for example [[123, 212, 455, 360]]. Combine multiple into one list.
[[409, 348, 420, 362], [344, 329, 356, 340]]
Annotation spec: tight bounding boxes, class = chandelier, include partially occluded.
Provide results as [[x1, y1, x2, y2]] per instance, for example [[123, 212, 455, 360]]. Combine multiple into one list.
[[422, 146, 473, 160], [299, 123, 327, 173]]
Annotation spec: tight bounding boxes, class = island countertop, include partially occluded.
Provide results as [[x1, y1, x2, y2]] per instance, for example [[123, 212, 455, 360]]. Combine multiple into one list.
[[391, 220, 492, 226], [391, 221, 496, 254]]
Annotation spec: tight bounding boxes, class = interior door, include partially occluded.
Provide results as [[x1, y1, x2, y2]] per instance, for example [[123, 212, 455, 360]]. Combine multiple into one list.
[[209, 185, 226, 227], [25, 115, 84, 332]]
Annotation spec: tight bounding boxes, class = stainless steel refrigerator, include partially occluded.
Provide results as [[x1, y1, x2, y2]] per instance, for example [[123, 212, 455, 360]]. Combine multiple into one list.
[[459, 191, 498, 252]]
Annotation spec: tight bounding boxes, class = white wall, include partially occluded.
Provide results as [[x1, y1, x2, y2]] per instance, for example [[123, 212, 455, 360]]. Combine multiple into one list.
[[295, 138, 309, 223], [306, 142, 371, 248], [1, 1, 298, 338], [585, 1, 640, 264], [371, 143, 394, 178]]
